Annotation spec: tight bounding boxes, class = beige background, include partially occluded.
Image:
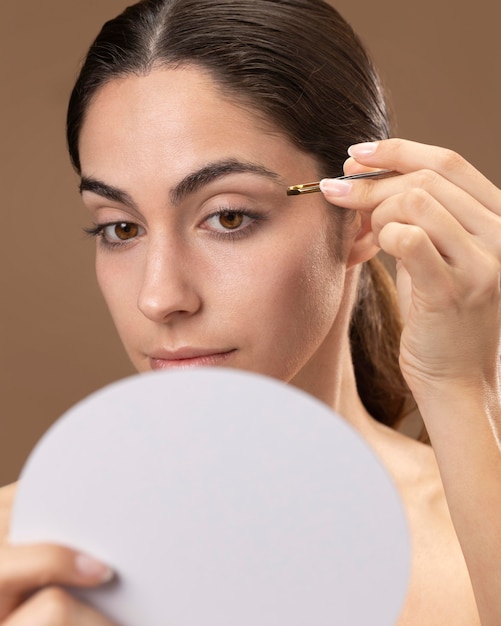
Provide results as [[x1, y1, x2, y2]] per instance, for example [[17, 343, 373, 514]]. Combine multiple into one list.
[[1, 1, 500, 486]]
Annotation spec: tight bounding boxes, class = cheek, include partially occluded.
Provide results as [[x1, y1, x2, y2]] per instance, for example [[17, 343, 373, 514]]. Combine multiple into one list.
[[96, 256, 119, 309], [95, 254, 140, 334], [238, 234, 346, 349], [207, 215, 346, 332], [285, 239, 345, 329]]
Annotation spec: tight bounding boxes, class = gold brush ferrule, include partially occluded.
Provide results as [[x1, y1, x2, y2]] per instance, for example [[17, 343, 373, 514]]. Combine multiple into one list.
[[286, 169, 395, 196]]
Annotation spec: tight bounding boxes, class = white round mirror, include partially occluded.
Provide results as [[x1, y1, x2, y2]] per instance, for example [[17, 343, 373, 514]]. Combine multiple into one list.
[[11, 368, 410, 625]]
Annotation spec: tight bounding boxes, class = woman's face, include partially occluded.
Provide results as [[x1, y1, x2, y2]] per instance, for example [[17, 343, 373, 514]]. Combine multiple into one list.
[[79, 67, 358, 388]]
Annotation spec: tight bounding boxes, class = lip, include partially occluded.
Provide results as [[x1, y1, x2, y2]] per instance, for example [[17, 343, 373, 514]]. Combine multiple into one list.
[[149, 348, 236, 370]]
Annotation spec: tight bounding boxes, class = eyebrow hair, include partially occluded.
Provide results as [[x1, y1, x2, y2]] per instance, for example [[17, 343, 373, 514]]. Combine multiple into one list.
[[79, 178, 138, 210], [79, 159, 282, 209], [169, 159, 282, 205]]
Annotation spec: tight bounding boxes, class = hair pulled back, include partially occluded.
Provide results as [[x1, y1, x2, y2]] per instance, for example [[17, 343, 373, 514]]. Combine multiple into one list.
[[67, 0, 415, 428]]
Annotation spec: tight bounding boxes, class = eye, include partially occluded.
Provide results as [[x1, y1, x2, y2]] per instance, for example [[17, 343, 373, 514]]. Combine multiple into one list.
[[218, 212, 244, 230], [203, 209, 256, 234], [102, 222, 143, 243], [85, 221, 145, 247]]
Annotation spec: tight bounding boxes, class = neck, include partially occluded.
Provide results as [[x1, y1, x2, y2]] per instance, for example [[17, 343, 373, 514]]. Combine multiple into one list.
[[291, 329, 375, 434], [289, 265, 377, 437], [290, 316, 431, 494]]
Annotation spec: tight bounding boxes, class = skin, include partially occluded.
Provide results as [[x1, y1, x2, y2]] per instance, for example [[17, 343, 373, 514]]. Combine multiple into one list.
[[79, 68, 360, 400], [0, 66, 500, 625]]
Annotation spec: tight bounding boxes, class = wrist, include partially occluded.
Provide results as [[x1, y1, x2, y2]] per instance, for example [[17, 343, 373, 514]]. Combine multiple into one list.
[[414, 379, 501, 451]]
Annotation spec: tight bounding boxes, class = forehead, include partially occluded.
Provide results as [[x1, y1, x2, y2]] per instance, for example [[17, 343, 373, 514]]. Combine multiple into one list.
[[80, 67, 278, 154], [78, 65, 320, 187]]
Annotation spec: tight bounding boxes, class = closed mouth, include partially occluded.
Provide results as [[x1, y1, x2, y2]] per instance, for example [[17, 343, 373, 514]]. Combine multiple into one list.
[[149, 348, 236, 369]]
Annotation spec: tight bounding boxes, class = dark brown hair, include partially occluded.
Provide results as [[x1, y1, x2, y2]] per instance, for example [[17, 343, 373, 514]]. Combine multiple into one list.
[[67, 0, 415, 428]]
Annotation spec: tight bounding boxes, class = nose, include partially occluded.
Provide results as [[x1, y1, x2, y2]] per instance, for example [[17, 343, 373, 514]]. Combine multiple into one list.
[[137, 239, 202, 323]]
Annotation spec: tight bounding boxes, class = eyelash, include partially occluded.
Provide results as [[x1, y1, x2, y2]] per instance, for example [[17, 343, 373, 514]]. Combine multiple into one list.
[[84, 207, 266, 249], [83, 223, 142, 250], [203, 207, 266, 241]]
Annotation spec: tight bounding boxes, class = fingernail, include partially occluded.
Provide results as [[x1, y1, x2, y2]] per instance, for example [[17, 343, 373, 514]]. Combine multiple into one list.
[[348, 142, 378, 158], [75, 553, 114, 583], [319, 178, 352, 196]]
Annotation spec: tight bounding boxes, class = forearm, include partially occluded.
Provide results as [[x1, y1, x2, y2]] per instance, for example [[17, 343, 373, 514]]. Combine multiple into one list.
[[417, 383, 501, 626]]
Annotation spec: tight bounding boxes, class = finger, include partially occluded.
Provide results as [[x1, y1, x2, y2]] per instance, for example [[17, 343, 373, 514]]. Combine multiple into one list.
[[377, 221, 451, 297], [346, 138, 501, 216], [369, 189, 485, 266], [342, 157, 380, 176], [378, 220, 500, 310], [0, 544, 112, 620], [4, 586, 117, 625], [320, 168, 501, 249]]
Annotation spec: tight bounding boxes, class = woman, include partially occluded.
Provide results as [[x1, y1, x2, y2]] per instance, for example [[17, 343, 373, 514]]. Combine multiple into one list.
[[0, 0, 500, 623]]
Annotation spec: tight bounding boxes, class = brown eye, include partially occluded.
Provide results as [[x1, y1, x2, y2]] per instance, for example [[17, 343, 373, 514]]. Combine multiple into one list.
[[113, 222, 139, 240], [100, 222, 143, 245], [203, 209, 256, 237], [219, 212, 244, 230]]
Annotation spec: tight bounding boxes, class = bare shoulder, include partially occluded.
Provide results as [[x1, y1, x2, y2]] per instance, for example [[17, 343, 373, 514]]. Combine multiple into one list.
[[0, 483, 17, 543]]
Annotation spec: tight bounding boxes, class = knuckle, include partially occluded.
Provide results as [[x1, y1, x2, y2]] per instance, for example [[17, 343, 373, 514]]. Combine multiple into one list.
[[454, 255, 500, 306], [472, 257, 501, 295], [438, 148, 466, 173], [411, 168, 441, 189], [388, 137, 405, 153], [397, 224, 427, 254], [404, 187, 433, 212]]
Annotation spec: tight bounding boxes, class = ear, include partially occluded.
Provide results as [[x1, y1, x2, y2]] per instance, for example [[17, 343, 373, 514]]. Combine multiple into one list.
[[345, 210, 380, 268]]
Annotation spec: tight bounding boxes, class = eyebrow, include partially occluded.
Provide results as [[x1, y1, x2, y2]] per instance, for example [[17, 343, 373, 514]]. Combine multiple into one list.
[[79, 159, 282, 209], [79, 178, 137, 209], [170, 159, 282, 205]]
